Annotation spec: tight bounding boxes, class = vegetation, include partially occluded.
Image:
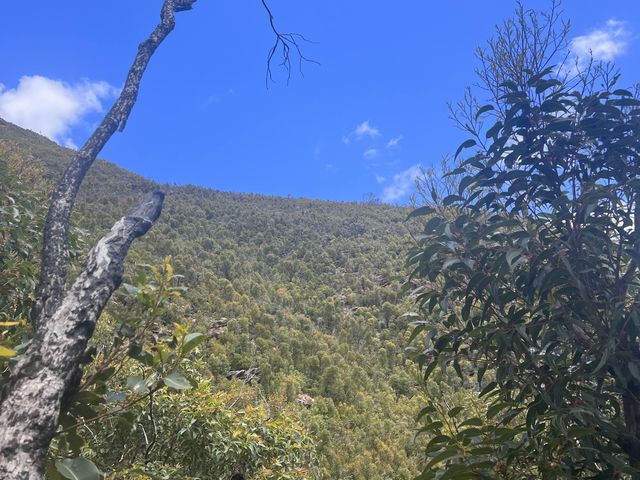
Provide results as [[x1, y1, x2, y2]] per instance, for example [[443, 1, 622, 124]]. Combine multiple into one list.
[[407, 2, 640, 478], [0, 2, 322, 477], [0, 118, 423, 478], [3, 2, 640, 478]]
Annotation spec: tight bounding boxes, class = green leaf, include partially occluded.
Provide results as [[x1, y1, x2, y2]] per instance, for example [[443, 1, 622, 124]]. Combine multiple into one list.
[[499, 80, 518, 91], [163, 370, 192, 390], [486, 402, 508, 419], [534, 78, 561, 94], [448, 406, 463, 417], [72, 391, 104, 405], [66, 430, 85, 455], [122, 283, 140, 296], [408, 322, 429, 344], [479, 381, 497, 397], [453, 360, 463, 380], [417, 405, 437, 421], [426, 448, 459, 468], [505, 249, 522, 268], [540, 99, 567, 113], [442, 258, 462, 270], [459, 417, 483, 427], [442, 194, 464, 206], [182, 332, 205, 354], [126, 375, 149, 395], [458, 175, 475, 195], [407, 206, 434, 219], [55, 458, 102, 480], [47, 459, 66, 480], [629, 363, 640, 383], [455, 139, 477, 159], [485, 121, 503, 138], [475, 104, 494, 119]]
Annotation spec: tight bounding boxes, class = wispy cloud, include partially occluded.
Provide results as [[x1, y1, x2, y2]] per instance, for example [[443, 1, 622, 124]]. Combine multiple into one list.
[[0, 75, 118, 148], [375, 174, 386, 184], [353, 120, 380, 139], [363, 148, 378, 159], [381, 164, 422, 203], [386, 135, 403, 149], [571, 19, 630, 65], [203, 87, 234, 107]]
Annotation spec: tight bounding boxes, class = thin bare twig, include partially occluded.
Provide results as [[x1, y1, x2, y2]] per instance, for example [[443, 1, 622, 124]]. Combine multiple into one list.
[[259, 0, 319, 87]]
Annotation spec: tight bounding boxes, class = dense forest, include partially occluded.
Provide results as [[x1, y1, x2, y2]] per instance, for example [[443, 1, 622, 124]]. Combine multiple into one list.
[[3, 1, 640, 479], [0, 118, 426, 479]]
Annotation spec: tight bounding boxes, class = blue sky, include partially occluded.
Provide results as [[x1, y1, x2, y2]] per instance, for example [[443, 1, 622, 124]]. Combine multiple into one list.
[[1, 1, 639, 203]]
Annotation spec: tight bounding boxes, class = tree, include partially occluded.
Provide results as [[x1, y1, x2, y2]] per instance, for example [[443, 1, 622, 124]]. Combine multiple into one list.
[[0, 1, 311, 477], [407, 2, 640, 478]]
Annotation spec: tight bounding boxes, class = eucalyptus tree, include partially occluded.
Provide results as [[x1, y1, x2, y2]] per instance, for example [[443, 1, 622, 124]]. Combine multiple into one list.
[[408, 2, 640, 478]]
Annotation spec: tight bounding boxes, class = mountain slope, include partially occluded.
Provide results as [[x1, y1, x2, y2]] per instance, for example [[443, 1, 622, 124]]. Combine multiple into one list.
[[0, 119, 423, 479]]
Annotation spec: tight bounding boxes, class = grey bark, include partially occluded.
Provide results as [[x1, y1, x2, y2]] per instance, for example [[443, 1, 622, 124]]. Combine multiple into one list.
[[31, 0, 195, 332], [0, 1, 195, 478], [0, 192, 164, 479]]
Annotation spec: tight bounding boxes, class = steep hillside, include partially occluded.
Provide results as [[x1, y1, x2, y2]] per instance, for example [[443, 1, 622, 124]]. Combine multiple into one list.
[[0, 119, 424, 479]]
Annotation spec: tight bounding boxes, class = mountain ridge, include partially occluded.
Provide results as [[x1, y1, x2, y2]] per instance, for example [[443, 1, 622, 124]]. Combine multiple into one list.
[[0, 117, 423, 479], [0, 117, 400, 207]]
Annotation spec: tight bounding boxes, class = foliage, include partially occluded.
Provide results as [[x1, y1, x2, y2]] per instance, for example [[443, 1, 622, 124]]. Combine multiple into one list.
[[0, 149, 82, 363], [2, 156, 313, 478], [407, 5, 640, 478], [92, 382, 315, 479], [0, 162, 38, 360], [36, 256, 203, 478], [0, 119, 424, 478]]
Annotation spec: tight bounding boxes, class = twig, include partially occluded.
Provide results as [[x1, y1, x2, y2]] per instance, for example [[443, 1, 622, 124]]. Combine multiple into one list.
[[259, 0, 319, 87]]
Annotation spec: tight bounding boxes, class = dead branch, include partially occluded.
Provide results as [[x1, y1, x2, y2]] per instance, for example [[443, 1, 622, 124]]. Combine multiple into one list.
[[260, 0, 318, 86], [31, 0, 195, 332], [0, 0, 194, 477]]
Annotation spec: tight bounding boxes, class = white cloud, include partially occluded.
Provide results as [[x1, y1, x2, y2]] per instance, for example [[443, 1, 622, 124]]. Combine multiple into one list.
[[381, 164, 422, 203], [386, 135, 403, 148], [0, 75, 118, 147], [571, 19, 630, 64], [63, 138, 79, 150], [353, 120, 380, 139], [375, 174, 386, 184], [363, 148, 378, 159]]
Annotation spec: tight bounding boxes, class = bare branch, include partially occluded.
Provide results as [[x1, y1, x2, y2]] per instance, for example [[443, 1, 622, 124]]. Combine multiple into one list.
[[259, 0, 319, 87], [31, 0, 194, 332], [0, 1, 193, 477]]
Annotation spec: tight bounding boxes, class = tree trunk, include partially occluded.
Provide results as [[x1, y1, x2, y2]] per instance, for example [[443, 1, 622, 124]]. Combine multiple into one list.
[[0, 192, 164, 479], [31, 0, 191, 332], [0, 1, 196, 476]]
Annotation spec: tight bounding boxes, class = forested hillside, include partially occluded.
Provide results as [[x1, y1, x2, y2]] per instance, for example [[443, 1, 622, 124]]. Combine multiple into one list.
[[0, 118, 425, 479], [4, 1, 640, 477]]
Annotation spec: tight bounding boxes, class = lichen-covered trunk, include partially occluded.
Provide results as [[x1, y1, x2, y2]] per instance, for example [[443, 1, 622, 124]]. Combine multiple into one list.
[[0, 1, 195, 477], [0, 192, 164, 479], [31, 0, 183, 333]]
